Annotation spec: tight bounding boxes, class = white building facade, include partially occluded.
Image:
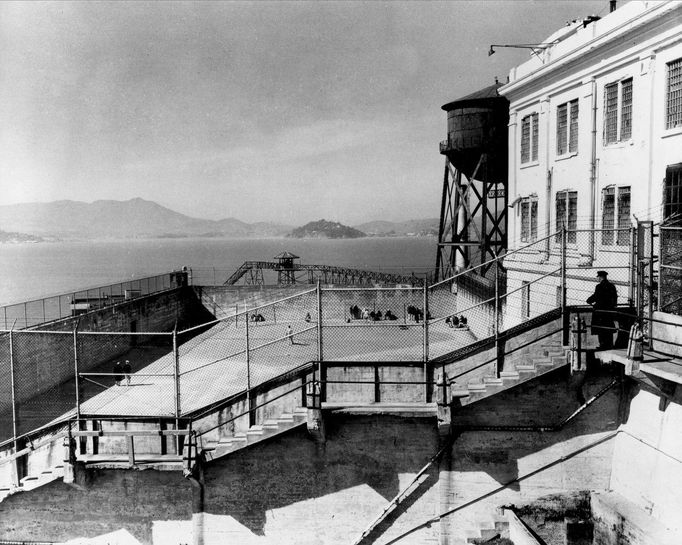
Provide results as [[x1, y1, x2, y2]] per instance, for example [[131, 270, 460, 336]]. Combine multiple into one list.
[[499, 0, 682, 329]]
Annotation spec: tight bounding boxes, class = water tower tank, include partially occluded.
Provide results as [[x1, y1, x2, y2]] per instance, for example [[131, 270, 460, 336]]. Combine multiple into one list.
[[440, 83, 509, 181]]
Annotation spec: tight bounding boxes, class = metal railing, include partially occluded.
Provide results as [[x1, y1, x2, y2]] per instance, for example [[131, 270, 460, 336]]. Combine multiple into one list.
[[0, 226, 645, 451], [0, 271, 185, 330]]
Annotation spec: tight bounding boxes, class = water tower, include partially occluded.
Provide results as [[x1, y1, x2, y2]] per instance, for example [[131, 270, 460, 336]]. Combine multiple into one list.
[[435, 82, 509, 280]]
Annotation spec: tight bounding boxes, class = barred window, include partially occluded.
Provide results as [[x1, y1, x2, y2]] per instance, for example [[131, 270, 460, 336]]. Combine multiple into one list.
[[621, 79, 632, 140], [555, 190, 577, 243], [666, 58, 682, 130], [521, 112, 539, 164], [601, 186, 631, 246], [617, 187, 631, 245], [557, 99, 579, 155], [601, 187, 615, 245], [520, 196, 538, 243], [664, 163, 682, 223], [604, 78, 633, 144], [521, 281, 531, 319]]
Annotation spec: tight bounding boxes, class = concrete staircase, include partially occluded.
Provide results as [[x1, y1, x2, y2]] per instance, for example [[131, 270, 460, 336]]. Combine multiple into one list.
[[0, 462, 65, 503], [202, 407, 309, 462], [450, 346, 570, 407]]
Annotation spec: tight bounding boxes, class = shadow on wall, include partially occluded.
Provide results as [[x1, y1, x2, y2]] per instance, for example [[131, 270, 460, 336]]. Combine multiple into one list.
[[203, 414, 441, 536], [448, 364, 621, 493]]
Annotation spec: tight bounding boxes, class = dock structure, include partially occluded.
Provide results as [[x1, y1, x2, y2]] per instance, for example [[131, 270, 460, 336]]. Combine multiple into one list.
[[224, 259, 427, 287]]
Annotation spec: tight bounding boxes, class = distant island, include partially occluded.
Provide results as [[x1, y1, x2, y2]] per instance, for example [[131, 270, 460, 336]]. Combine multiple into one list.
[[0, 230, 44, 244], [288, 219, 366, 239], [0, 199, 438, 241]]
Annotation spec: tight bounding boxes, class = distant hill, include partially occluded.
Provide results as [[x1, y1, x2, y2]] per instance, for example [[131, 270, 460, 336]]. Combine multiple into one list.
[[288, 219, 366, 239], [0, 199, 292, 239], [354, 218, 439, 236], [0, 230, 44, 243]]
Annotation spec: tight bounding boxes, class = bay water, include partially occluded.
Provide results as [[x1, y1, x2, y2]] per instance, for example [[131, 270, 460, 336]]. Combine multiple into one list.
[[0, 237, 437, 306]]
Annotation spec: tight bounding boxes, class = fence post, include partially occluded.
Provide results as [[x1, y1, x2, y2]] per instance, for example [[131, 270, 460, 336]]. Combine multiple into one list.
[[245, 305, 254, 426], [23, 303, 27, 329], [494, 253, 500, 378], [629, 226, 636, 306], [73, 325, 80, 422], [423, 281, 429, 402], [561, 224, 567, 343], [173, 327, 181, 453], [9, 327, 18, 453], [317, 280, 324, 402]]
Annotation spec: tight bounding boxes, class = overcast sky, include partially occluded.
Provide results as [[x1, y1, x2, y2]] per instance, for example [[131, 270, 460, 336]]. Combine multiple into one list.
[[1, 0, 608, 225]]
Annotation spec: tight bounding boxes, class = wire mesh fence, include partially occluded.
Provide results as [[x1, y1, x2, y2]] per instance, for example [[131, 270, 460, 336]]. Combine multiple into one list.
[[1, 226, 648, 447], [321, 287, 425, 362], [0, 272, 181, 330], [659, 225, 681, 315]]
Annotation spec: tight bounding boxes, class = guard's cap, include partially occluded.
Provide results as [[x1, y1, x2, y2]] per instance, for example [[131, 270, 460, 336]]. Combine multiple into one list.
[[596, 270, 608, 277]]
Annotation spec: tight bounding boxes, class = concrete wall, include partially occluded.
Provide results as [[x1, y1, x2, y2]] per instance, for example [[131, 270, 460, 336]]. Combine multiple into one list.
[[650, 311, 682, 357], [0, 414, 442, 545], [0, 468, 194, 544], [440, 367, 619, 543], [0, 361, 633, 545], [198, 285, 428, 325], [0, 287, 212, 414], [608, 381, 682, 535]]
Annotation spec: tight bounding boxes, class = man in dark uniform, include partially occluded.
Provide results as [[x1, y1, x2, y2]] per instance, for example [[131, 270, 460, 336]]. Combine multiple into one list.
[[586, 270, 618, 349]]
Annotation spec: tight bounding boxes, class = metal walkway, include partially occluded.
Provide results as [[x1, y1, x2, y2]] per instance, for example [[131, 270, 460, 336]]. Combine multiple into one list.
[[224, 261, 427, 286]]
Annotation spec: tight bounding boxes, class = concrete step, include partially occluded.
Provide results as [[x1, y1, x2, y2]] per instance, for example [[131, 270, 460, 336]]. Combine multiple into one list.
[[210, 408, 309, 461], [467, 382, 487, 392], [499, 370, 520, 380], [292, 407, 309, 421], [246, 426, 264, 442]]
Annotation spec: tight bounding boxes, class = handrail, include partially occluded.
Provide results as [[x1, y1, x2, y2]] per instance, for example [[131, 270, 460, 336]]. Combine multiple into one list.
[[430, 231, 557, 289], [194, 380, 311, 439], [351, 436, 453, 545]]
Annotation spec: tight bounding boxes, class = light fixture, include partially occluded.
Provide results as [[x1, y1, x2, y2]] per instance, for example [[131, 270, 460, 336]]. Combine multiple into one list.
[[488, 43, 555, 59]]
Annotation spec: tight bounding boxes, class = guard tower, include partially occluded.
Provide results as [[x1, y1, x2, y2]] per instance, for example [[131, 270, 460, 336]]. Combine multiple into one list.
[[435, 83, 509, 280], [274, 251, 300, 285]]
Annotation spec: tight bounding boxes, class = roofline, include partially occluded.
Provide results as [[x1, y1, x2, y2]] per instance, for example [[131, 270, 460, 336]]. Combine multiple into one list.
[[498, 1, 679, 99]]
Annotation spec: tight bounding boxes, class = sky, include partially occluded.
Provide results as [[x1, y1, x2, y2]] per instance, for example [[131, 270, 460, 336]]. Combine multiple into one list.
[[0, 0, 609, 225]]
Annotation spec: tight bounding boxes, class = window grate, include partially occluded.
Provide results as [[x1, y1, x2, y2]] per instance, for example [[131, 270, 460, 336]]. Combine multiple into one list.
[[531, 113, 539, 161], [666, 58, 682, 130], [569, 99, 579, 153], [557, 103, 568, 155], [664, 163, 682, 223], [617, 187, 631, 245], [555, 190, 577, 243], [604, 83, 619, 144], [620, 78, 633, 140], [602, 187, 615, 246], [521, 115, 531, 163]]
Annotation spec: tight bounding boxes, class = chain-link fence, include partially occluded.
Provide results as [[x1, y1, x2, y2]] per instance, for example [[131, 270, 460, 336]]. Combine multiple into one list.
[[1, 226, 645, 448], [321, 286, 426, 362], [659, 225, 681, 315], [0, 271, 182, 330]]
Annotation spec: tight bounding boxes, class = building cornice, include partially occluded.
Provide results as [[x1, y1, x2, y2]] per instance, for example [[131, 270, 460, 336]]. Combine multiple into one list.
[[499, 1, 681, 100]]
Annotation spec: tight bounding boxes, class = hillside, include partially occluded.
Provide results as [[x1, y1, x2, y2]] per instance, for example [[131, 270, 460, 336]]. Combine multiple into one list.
[[354, 218, 439, 236], [0, 199, 292, 239], [288, 219, 366, 239]]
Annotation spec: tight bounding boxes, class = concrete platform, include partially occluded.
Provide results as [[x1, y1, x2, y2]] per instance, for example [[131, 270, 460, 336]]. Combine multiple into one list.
[[595, 348, 682, 385], [0, 318, 473, 443], [321, 402, 438, 417]]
